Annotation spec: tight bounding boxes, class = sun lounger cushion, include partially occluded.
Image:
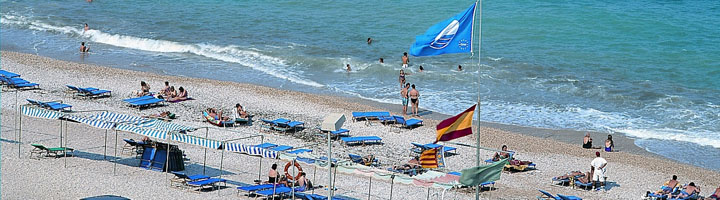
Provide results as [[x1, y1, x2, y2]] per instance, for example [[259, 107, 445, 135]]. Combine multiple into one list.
[[270, 145, 293, 152], [237, 184, 276, 192], [557, 194, 582, 200], [128, 97, 164, 107], [187, 178, 225, 187], [255, 143, 278, 149], [288, 149, 312, 154], [341, 136, 382, 145], [255, 186, 292, 196], [123, 95, 154, 103], [0, 70, 20, 78], [538, 190, 562, 200]]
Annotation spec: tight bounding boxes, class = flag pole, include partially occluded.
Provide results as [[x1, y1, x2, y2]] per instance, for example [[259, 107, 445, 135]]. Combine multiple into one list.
[[474, 0, 482, 200]]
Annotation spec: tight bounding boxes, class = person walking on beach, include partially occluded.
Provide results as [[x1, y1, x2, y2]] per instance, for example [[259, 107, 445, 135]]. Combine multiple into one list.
[[80, 42, 90, 53], [401, 83, 410, 115], [402, 52, 409, 68], [409, 84, 420, 116], [591, 151, 607, 191]]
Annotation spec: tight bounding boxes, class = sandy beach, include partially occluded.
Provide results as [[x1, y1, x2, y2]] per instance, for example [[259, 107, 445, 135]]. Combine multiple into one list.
[[2, 51, 719, 200]]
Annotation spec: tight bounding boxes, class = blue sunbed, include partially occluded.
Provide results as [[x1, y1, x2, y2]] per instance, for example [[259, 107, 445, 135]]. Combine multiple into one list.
[[187, 178, 226, 192], [150, 149, 167, 171], [393, 116, 423, 129], [0, 70, 20, 78], [128, 97, 164, 108], [349, 153, 379, 166], [341, 136, 382, 145], [123, 95, 154, 103], [411, 143, 457, 154], [255, 143, 278, 149], [294, 193, 353, 200], [351, 111, 391, 121], [574, 180, 594, 190], [538, 189, 582, 200], [237, 184, 277, 195], [3, 76, 39, 89], [79, 87, 112, 97], [270, 145, 293, 152], [255, 186, 305, 197], [288, 149, 312, 154], [139, 147, 156, 169], [26, 99, 72, 111]]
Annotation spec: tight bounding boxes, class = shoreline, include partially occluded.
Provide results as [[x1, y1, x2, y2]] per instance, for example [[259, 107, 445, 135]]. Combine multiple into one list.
[[2, 51, 719, 199]]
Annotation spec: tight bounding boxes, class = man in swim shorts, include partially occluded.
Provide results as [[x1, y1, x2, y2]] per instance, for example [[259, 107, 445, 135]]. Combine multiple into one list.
[[401, 83, 410, 115], [402, 52, 409, 68]]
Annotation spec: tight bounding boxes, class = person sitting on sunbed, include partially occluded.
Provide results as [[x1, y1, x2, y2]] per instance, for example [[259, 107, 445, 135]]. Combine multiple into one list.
[[706, 185, 720, 200], [362, 155, 375, 166], [135, 81, 151, 97], [206, 108, 229, 121], [169, 86, 188, 102], [653, 175, 679, 196], [268, 164, 279, 184], [673, 182, 700, 199], [492, 145, 511, 161], [235, 103, 249, 119], [295, 172, 310, 189]]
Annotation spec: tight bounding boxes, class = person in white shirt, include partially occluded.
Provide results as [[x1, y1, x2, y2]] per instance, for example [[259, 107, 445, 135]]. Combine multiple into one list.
[[591, 151, 608, 190]]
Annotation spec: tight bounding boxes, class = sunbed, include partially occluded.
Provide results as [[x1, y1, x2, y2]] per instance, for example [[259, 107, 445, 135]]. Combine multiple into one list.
[[393, 115, 423, 129], [538, 189, 582, 200], [260, 118, 290, 131], [123, 95, 154, 103], [237, 184, 278, 196], [170, 172, 210, 188], [149, 149, 168, 171], [139, 147, 156, 169], [1, 76, 39, 89], [127, 97, 164, 108], [29, 144, 74, 158], [410, 143, 457, 155], [255, 186, 305, 198], [0, 70, 20, 78], [187, 178, 226, 192], [270, 145, 293, 152], [26, 99, 72, 111], [78, 87, 112, 98], [341, 136, 382, 146], [573, 180, 594, 190], [288, 149, 312, 154], [122, 139, 140, 155], [318, 128, 351, 139], [275, 120, 305, 132], [255, 143, 278, 149], [294, 193, 353, 200]]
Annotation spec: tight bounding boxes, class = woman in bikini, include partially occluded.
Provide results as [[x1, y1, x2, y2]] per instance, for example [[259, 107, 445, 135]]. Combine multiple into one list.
[[398, 70, 406, 88]]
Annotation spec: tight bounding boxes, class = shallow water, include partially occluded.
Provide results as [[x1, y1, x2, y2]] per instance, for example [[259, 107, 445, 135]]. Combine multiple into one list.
[[2, 0, 718, 170]]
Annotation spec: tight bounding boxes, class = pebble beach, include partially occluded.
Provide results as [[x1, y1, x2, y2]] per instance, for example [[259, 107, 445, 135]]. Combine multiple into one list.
[[2, 51, 719, 199]]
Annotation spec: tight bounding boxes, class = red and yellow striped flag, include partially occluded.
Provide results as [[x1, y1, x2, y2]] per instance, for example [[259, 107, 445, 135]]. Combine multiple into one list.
[[419, 148, 439, 168], [435, 104, 476, 143]]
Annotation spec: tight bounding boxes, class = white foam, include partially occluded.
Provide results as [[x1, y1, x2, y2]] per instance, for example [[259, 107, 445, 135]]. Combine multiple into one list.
[[618, 128, 720, 148], [1, 14, 324, 88]]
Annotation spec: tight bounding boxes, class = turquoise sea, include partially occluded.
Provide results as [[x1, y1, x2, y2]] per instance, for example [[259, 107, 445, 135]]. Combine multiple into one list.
[[2, 1, 719, 170]]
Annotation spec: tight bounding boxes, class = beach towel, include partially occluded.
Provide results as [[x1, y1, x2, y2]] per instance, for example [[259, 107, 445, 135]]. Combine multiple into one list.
[[459, 158, 508, 186], [168, 97, 194, 103]]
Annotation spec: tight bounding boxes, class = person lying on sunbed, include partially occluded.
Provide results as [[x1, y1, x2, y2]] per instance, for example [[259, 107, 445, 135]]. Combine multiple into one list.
[[206, 108, 229, 121], [235, 103, 249, 119], [653, 175, 679, 196], [554, 171, 584, 181], [392, 156, 420, 170], [492, 145, 511, 161], [673, 182, 700, 199], [362, 155, 375, 166], [169, 86, 188, 102], [576, 171, 594, 184], [144, 111, 175, 120]]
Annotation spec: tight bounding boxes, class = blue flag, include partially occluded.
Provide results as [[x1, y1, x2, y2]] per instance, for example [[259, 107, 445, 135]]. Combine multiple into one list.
[[409, 3, 476, 57]]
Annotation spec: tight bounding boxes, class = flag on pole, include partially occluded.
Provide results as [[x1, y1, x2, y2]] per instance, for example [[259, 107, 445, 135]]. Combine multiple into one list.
[[435, 104, 476, 143], [409, 3, 476, 57], [459, 158, 508, 186], [419, 148, 439, 168]]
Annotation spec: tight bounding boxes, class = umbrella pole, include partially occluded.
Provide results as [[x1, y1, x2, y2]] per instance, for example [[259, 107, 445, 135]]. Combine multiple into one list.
[[312, 165, 317, 195], [203, 128, 208, 175], [113, 129, 118, 175], [367, 176, 372, 200], [104, 129, 108, 160], [18, 106, 22, 158], [390, 175, 395, 200], [15, 91, 19, 158], [219, 144, 225, 197], [165, 138, 170, 186], [258, 135, 264, 181], [64, 120, 67, 168]]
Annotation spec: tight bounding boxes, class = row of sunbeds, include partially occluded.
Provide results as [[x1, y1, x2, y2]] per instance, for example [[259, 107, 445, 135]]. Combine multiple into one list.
[[351, 111, 423, 129], [0, 70, 40, 90]]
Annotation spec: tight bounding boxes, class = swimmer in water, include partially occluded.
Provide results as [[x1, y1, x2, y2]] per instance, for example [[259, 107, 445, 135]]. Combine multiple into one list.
[[80, 42, 90, 53], [346, 64, 351, 72]]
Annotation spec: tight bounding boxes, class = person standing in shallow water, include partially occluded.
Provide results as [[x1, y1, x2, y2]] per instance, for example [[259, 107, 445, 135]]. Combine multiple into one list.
[[367, 37, 372, 45], [457, 65, 463, 71], [80, 42, 90, 52], [401, 83, 410, 115], [346, 64, 351, 72], [402, 52, 409, 68], [409, 84, 420, 116]]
